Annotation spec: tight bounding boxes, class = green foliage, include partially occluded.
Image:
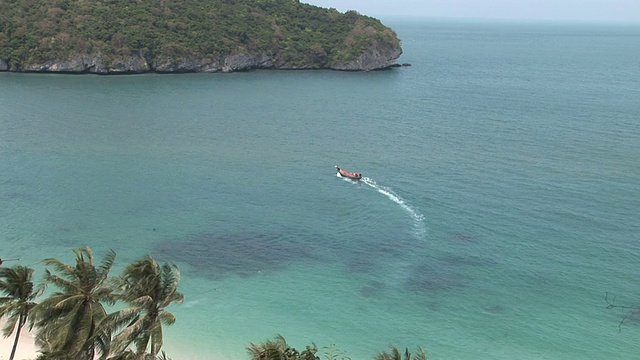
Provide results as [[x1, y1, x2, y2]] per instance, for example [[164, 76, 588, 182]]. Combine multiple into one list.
[[248, 337, 427, 360], [0, 265, 43, 360], [320, 344, 351, 360], [247, 334, 319, 360], [30, 247, 118, 360], [2, 250, 427, 360], [373, 346, 427, 360], [105, 256, 184, 357], [23, 247, 182, 360], [0, 0, 400, 70]]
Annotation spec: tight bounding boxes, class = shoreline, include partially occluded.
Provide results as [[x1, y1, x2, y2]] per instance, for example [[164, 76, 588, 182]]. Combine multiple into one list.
[[0, 319, 39, 360], [0, 318, 231, 360]]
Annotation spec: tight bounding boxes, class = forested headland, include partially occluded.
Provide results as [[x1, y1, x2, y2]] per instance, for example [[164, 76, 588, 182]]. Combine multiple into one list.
[[0, 0, 403, 73]]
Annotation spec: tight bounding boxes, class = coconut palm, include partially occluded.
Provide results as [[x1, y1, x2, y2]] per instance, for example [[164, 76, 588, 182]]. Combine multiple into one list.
[[106, 256, 183, 358], [247, 335, 318, 360], [31, 247, 118, 360], [247, 334, 295, 360], [0, 265, 43, 360], [106, 349, 172, 360], [374, 346, 427, 360]]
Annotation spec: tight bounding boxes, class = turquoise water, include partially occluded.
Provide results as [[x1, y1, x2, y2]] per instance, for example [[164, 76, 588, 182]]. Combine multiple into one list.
[[1, 19, 640, 359]]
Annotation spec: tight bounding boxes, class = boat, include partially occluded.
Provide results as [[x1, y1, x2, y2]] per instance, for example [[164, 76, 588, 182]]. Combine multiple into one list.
[[336, 166, 362, 180]]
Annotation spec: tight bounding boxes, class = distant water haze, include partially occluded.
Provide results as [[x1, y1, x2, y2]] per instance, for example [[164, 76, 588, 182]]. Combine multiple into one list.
[[304, 0, 640, 22]]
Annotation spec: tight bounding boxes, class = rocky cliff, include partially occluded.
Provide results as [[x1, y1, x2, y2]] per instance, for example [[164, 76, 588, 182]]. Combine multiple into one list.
[[0, 0, 402, 74], [12, 47, 401, 74]]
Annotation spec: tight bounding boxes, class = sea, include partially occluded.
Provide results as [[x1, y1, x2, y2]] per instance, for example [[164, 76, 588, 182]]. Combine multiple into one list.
[[1, 18, 639, 360]]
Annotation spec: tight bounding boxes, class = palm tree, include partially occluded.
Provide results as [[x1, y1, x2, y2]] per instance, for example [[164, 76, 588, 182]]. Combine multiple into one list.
[[0, 265, 43, 360], [106, 256, 183, 358], [31, 247, 118, 360], [373, 346, 427, 360], [246, 335, 318, 360], [106, 349, 172, 360], [247, 334, 292, 360]]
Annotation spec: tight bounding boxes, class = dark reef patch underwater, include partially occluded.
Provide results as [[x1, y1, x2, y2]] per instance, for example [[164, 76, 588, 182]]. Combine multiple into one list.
[[154, 231, 317, 279]]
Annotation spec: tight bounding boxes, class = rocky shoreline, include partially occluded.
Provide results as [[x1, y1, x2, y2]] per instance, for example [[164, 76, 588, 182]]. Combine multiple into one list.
[[0, 43, 402, 74]]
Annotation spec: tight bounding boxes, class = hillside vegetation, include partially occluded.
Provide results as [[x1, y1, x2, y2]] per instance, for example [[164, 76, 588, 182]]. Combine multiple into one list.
[[0, 0, 402, 73]]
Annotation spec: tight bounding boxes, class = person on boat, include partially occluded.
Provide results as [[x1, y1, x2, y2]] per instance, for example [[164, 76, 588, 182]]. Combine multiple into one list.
[[0, 258, 3, 266]]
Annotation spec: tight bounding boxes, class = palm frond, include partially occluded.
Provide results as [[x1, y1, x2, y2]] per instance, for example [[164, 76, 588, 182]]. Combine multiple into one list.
[[1, 310, 19, 337], [156, 351, 172, 360], [157, 311, 176, 326], [0, 279, 9, 292], [36, 247, 118, 359], [374, 346, 401, 360], [133, 329, 152, 355], [160, 264, 180, 296], [75, 247, 95, 266], [0, 303, 13, 314], [98, 250, 117, 278], [112, 316, 147, 355], [160, 293, 183, 309], [246, 335, 291, 360], [92, 283, 118, 300], [58, 303, 92, 355], [44, 271, 79, 294], [126, 295, 154, 308], [412, 347, 427, 360], [31, 282, 46, 300], [92, 326, 112, 360], [246, 342, 263, 359], [113, 256, 182, 359], [374, 346, 427, 360], [0, 263, 39, 356], [42, 258, 77, 279], [52, 294, 85, 311], [101, 308, 141, 334]]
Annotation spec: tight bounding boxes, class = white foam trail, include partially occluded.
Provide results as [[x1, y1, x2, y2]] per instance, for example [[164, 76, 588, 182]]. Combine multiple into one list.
[[361, 177, 426, 238], [337, 172, 360, 185]]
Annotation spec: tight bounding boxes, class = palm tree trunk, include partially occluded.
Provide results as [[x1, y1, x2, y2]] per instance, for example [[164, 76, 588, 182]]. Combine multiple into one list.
[[149, 315, 161, 357], [9, 312, 25, 360]]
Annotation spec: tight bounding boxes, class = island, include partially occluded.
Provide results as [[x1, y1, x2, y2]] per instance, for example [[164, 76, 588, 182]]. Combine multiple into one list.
[[0, 0, 402, 74]]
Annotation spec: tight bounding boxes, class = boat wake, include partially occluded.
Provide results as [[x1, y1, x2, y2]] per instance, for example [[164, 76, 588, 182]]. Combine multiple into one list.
[[361, 177, 426, 238]]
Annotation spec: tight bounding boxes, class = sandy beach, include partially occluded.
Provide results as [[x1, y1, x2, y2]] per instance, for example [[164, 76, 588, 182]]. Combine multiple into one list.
[[0, 319, 39, 360]]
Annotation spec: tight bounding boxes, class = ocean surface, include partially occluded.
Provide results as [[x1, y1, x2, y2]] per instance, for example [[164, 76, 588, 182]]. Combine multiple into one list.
[[1, 19, 640, 359]]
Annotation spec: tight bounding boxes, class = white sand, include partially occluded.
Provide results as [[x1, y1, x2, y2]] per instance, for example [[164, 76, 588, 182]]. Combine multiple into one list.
[[0, 319, 230, 360], [0, 319, 39, 360]]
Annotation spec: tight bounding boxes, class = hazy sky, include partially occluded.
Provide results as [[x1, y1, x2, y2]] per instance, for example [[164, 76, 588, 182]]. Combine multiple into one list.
[[304, 0, 640, 22]]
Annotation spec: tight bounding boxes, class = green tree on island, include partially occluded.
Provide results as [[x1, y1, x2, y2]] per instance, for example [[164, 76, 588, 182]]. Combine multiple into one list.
[[31, 247, 118, 360], [0, 0, 401, 72], [0, 265, 44, 360]]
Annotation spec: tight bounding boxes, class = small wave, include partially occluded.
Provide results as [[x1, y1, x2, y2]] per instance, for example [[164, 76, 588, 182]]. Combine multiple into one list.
[[183, 299, 203, 308]]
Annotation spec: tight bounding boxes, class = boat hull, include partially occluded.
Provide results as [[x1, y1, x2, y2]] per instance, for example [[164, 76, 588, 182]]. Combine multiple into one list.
[[336, 166, 362, 180]]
